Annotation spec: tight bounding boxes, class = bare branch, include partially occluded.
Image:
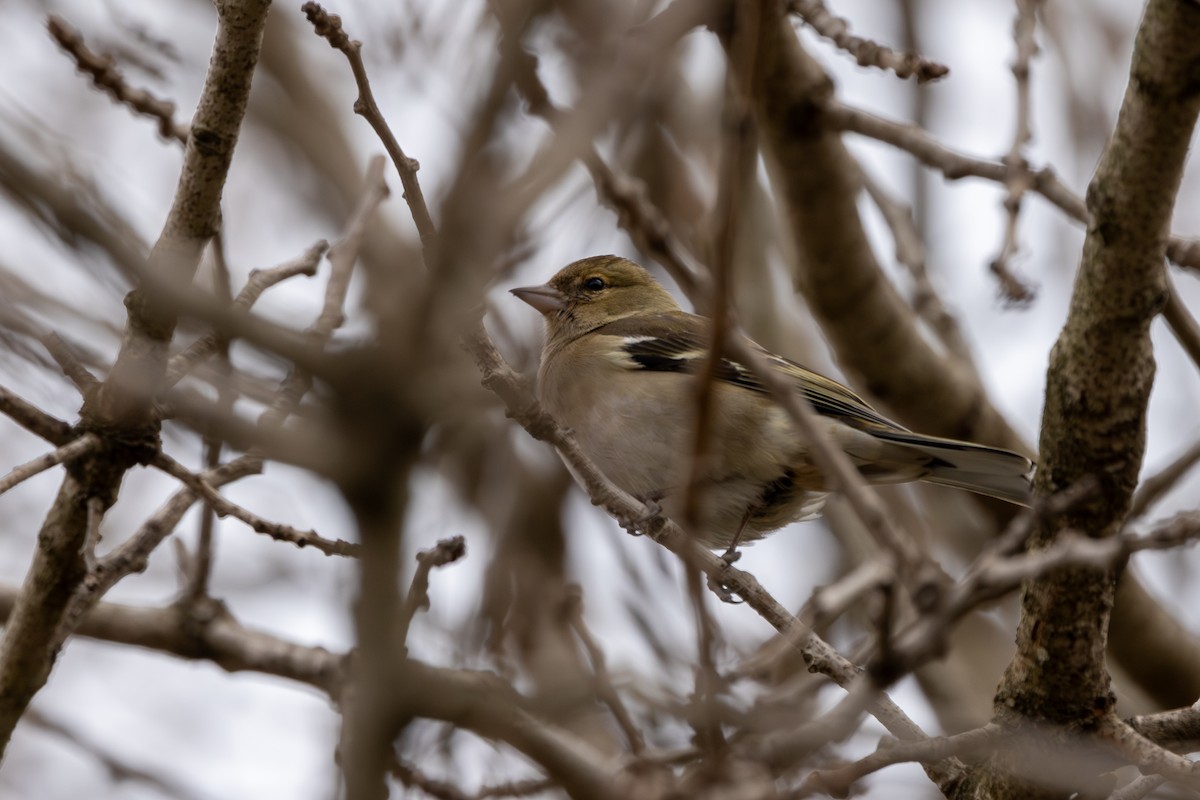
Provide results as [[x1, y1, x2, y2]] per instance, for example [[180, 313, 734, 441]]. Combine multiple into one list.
[[827, 101, 1089, 225], [728, 335, 935, 581], [392, 760, 552, 800], [1127, 700, 1200, 753], [1102, 717, 1200, 792], [396, 536, 467, 650], [861, 171, 977, 367], [786, 0, 949, 83], [40, 332, 101, 394], [1130, 437, 1200, 519], [1167, 237, 1200, 274], [25, 707, 203, 800], [981, 2, 1200, 790], [73, 457, 261, 618], [565, 587, 645, 754], [832, 99, 1200, 313], [3, 585, 624, 800], [0, 0, 273, 754], [0, 586, 344, 696], [0, 434, 100, 498], [988, 0, 1043, 305], [1163, 276, 1200, 374], [800, 723, 1001, 796], [165, 239, 328, 387], [47, 15, 190, 145], [258, 157, 388, 435], [151, 451, 360, 557], [492, 0, 710, 299], [0, 385, 74, 446], [182, 233, 236, 603], [301, 3, 434, 254]]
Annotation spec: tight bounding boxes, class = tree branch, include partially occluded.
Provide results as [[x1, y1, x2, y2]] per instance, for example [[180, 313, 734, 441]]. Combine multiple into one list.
[[983, 1, 1200, 794], [0, 0, 272, 755]]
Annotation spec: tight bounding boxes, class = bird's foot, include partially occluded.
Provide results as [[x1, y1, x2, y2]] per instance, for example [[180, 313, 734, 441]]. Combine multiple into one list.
[[706, 572, 744, 604], [706, 545, 744, 604], [619, 494, 663, 536]]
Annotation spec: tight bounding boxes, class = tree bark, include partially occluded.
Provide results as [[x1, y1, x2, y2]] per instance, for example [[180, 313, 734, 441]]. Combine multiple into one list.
[[0, 0, 272, 758], [975, 1, 1200, 796]]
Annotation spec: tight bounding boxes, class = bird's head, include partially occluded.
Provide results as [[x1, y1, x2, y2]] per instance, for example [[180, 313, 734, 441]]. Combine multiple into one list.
[[511, 255, 680, 344]]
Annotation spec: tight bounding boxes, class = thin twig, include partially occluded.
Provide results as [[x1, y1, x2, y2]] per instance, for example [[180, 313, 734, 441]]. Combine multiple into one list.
[[1102, 717, 1200, 792], [396, 536, 466, 651], [1167, 238, 1200, 274], [882, 509, 1200, 678], [184, 234, 237, 602], [1163, 277, 1200, 373], [861, 170, 977, 367], [1127, 700, 1200, 753], [165, 240, 328, 387], [74, 458, 262, 617], [800, 723, 1002, 796], [40, 332, 100, 393], [0, 434, 100, 498], [786, 0, 949, 83], [827, 102, 1088, 222], [749, 558, 896, 686], [47, 15, 189, 144], [301, 4, 434, 255], [726, 336, 938, 592], [758, 674, 887, 770], [564, 586, 646, 754], [492, 0, 708, 300], [680, 0, 764, 758], [260, 159, 388, 434], [1130, 438, 1200, 518], [25, 707, 203, 800], [0, 386, 74, 445], [988, 0, 1042, 305], [315, 162, 385, 336], [744, 482, 1091, 698], [828, 102, 1200, 357], [151, 452, 360, 557], [392, 760, 553, 800]]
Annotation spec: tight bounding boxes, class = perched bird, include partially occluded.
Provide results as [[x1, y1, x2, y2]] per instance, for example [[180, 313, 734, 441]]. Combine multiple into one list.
[[512, 255, 1034, 549]]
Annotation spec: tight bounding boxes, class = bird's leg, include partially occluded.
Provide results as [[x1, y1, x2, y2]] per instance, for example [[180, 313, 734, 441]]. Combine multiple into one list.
[[720, 509, 754, 564], [710, 517, 748, 603]]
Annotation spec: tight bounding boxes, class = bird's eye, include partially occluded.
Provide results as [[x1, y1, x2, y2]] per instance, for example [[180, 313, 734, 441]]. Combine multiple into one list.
[[583, 277, 606, 292]]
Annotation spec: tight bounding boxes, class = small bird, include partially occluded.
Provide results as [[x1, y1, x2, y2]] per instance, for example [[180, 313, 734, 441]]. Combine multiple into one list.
[[512, 255, 1034, 549]]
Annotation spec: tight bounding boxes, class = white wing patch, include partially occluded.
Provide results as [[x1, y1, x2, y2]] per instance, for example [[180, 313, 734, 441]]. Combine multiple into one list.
[[600, 335, 657, 369]]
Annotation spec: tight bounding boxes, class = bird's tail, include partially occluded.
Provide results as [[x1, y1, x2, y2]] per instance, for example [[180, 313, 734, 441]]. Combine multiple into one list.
[[869, 430, 1035, 507]]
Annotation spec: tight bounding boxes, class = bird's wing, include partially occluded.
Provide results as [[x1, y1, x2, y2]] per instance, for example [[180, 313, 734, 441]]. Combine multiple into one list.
[[592, 312, 907, 433]]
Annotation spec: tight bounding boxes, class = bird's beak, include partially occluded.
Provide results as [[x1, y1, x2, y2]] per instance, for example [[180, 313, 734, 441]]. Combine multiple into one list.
[[510, 283, 568, 315]]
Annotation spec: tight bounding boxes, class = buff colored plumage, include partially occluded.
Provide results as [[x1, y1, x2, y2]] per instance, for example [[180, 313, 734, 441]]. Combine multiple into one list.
[[512, 255, 1034, 548]]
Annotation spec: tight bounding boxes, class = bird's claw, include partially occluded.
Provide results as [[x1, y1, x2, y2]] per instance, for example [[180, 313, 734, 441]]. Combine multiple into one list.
[[707, 572, 743, 604], [619, 496, 663, 536]]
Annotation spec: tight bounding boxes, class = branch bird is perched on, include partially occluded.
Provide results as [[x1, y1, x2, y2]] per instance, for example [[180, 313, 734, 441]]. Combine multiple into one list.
[[512, 255, 1034, 549]]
